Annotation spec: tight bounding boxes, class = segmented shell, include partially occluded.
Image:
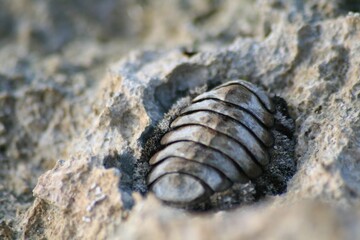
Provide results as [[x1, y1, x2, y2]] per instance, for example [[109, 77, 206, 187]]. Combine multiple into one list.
[[147, 80, 275, 205]]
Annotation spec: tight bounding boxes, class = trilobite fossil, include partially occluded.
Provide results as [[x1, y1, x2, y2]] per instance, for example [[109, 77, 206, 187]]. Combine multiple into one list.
[[146, 79, 294, 208]]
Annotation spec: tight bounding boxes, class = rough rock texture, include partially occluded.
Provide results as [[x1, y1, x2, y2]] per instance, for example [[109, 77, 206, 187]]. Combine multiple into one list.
[[1, 0, 360, 239]]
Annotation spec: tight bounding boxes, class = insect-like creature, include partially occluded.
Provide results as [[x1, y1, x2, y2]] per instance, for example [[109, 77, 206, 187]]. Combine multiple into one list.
[[147, 80, 276, 206]]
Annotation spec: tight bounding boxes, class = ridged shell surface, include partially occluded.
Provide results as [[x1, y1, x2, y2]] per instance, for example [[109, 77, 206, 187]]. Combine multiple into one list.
[[147, 80, 275, 205]]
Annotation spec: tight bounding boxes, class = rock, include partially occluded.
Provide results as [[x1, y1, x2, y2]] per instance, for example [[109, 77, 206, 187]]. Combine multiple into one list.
[[0, 0, 360, 239], [112, 197, 360, 240]]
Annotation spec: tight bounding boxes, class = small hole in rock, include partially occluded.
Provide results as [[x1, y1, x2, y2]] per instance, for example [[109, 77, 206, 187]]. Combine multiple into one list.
[[180, 46, 198, 57]]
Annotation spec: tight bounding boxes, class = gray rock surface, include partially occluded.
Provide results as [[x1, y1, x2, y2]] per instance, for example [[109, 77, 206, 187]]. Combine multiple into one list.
[[1, 0, 360, 239]]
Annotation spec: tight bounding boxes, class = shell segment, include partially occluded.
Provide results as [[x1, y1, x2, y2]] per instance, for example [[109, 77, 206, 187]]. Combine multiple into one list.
[[160, 126, 265, 176], [180, 99, 274, 147], [193, 84, 274, 127], [170, 111, 270, 165], [148, 157, 231, 192], [213, 80, 275, 113], [147, 80, 275, 205], [151, 173, 210, 204], [149, 141, 248, 182]]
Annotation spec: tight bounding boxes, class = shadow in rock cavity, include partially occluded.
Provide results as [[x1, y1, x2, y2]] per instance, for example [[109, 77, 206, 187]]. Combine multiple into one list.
[[103, 150, 135, 210], [339, 0, 360, 13]]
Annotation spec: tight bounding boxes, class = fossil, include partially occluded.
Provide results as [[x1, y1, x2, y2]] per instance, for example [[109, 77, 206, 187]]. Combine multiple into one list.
[[147, 80, 278, 206]]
